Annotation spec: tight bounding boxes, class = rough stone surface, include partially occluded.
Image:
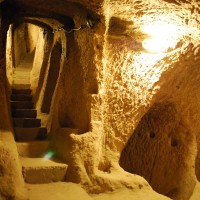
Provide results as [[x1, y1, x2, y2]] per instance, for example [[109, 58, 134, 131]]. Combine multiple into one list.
[[26, 182, 93, 200], [0, 132, 27, 200], [21, 157, 68, 184], [1, 0, 200, 200], [120, 102, 197, 199]]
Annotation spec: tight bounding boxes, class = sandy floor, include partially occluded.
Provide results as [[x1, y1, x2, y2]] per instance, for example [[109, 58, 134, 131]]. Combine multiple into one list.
[[26, 182, 172, 200], [92, 188, 171, 200], [26, 182, 92, 200], [27, 182, 200, 200]]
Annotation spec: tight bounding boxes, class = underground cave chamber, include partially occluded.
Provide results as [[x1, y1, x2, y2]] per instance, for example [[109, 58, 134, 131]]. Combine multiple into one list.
[[0, 0, 200, 200]]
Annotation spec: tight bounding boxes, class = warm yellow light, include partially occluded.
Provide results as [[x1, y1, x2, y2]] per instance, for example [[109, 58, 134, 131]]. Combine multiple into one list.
[[142, 22, 181, 53], [142, 38, 169, 53]]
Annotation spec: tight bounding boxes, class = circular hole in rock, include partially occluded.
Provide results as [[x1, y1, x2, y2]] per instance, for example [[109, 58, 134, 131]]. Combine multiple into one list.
[[150, 131, 155, 139], [171, 138, 178, 147]]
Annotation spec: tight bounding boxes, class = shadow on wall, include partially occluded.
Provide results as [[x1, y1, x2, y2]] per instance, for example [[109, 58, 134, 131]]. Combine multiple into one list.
[[41, 41, 62, 113], [119, 102, 197, 200], [55, 33, 89, 134], [196, 134, 200, 182]]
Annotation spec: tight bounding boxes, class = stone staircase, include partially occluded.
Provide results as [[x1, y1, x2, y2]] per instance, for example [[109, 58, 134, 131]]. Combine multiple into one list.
[[11, 88, 47, 141], [11, 54, 68, 185]]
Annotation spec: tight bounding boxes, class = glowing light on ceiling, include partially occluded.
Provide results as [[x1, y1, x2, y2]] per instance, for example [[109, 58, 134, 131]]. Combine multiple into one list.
[[43, 150, 55, 160], [141, 22, 181, 53]]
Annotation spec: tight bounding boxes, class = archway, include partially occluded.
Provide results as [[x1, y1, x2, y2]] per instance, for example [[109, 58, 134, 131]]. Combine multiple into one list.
[[6, 22, 41, 87]]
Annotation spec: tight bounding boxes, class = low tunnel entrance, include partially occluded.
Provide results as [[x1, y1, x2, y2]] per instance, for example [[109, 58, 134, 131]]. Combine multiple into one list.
[[6, 22, 42, 87]]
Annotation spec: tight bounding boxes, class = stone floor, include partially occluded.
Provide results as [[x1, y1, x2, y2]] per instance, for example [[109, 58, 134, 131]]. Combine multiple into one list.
[[26, 182, 200, 200]]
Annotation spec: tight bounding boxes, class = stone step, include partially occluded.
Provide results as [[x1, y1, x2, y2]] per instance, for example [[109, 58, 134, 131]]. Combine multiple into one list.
[[14, 67, 30, 70], [12, 84, 31, 90], [15, 64, 31, 67], [13, 118, 41, 127], [13, 72, 30, 76], [11, 94, 32, 101], [15, 127, 47, 141], [12, 89, 32, 95], [13, 80, 30, 85], [21, 53, 33, 58], [23, 57, 33, 62], [15, 64, 32, 68], [13, 71, 30, 74], [20, 157, 68, 183], [13, 74, 30, 81], [19, 59, 33, 63], [13, 69, 31, 73], [12, 109, 37, 118], [13, 77, 30, 80], [15, 70, 31, 72], [13, 72, 30, 75], [17, 141, 50, 157], [11, 101, 34, 109], [13, 79, 30, 85]]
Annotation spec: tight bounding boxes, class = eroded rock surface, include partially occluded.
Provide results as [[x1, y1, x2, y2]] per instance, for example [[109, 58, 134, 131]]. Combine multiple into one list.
[[0, 0, 200, 200]]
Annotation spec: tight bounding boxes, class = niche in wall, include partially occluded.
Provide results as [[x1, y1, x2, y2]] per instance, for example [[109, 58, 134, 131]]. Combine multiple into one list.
[[41, 42, 62, 113]]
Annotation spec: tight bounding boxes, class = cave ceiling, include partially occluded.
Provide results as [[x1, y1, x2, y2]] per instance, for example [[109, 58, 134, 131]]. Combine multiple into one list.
[[1, 0, 199, 38]]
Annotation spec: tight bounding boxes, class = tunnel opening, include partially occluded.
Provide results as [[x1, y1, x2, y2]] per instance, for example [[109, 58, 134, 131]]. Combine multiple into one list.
[[119, 102, 196, 199], [12, 23, 40, 67], [6, 22, 42, 87]]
